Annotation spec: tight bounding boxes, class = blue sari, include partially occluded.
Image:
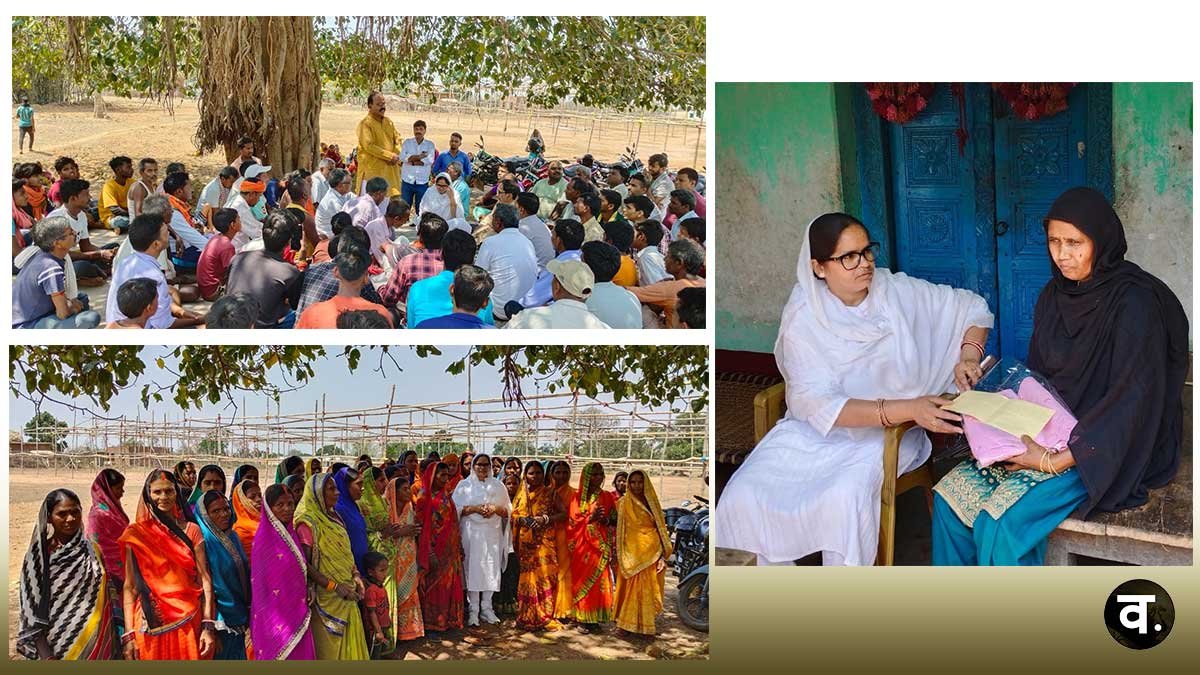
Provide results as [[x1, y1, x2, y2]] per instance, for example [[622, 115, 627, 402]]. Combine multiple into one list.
[[334, 468, 370, 574], [195, 491, 250, 659]]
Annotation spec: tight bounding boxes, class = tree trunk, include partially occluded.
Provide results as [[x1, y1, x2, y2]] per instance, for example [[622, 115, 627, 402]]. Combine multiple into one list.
[[194, 17, 321, 173]]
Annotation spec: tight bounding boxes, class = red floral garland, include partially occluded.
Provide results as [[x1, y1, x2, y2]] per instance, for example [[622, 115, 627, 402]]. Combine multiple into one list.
[[992, 83, 1076, 120], [864, 83, 935, 124]]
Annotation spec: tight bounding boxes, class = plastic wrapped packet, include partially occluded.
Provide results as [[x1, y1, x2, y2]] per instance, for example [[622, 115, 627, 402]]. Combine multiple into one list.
[[944, 357, 1078, 464]]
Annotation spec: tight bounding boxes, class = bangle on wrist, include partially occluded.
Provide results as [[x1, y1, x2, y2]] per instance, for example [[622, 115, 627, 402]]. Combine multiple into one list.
[[326, 579, 336, 592], [961, 340, 985, 361]]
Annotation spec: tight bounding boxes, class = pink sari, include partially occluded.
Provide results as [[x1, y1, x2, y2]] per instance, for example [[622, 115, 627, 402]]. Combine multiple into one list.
[[86, 471, 129, 587], [250, 501, 316, 660]]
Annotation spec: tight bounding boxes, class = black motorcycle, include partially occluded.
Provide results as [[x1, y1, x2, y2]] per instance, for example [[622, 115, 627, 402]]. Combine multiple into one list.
[[667, 495, 709, 632]]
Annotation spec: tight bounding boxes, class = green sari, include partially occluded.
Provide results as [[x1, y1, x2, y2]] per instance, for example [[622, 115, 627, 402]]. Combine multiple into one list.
[[294, 474, 369, 660], [358, 475, 398, 654]]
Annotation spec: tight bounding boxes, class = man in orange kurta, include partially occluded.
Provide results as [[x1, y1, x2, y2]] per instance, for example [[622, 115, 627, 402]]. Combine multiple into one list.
[[355, 92, 403, 199]]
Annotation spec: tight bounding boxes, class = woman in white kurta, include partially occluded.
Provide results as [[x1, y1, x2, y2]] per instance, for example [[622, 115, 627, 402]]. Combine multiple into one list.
[[715, 213, 994, 566], [419, 172, 469, 232], [451, 453, 512, 626]]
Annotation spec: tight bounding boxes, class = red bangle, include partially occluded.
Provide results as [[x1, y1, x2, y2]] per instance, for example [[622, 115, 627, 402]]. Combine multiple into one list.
[[961, 340, 985, 360]]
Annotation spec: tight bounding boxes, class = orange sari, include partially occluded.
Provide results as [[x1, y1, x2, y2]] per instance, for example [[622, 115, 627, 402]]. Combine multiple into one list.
[[117, 475, 206, 660], [567, 463, 617, 623], [230, 483, 260, 559], [553, 482, 577, 619], [510, 483, 558, 629], [385, 479, 424, 641]]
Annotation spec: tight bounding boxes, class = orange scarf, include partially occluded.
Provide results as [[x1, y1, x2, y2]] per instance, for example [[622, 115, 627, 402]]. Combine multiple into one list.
[[167, 194, 196, 228], [231, 483, 260, 559], [24, 185, 47, 220]]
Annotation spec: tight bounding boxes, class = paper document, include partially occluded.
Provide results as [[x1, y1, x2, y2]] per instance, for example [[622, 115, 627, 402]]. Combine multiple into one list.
[[941, 390, 1054, 439]]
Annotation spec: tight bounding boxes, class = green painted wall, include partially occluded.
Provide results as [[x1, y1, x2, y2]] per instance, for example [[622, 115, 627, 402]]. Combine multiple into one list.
[[1113, 83, 1193, 335], [715, 83, 842, 353]]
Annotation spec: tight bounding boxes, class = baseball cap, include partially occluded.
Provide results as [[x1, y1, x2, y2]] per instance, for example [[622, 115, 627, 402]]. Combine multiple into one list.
[[244, 164, 273, 179], [547, 259, 594, 298]]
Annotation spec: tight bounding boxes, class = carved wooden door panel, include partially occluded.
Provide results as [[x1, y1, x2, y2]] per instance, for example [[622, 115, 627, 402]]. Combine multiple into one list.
[[993, 85, 1089, 360], [887, 83, 1097, 361], [887, 84, 998, 355]]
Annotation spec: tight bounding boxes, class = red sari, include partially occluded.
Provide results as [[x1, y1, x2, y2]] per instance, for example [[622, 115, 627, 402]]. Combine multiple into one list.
[[567, 463, 617, 623], [416, 463, 464, 631]]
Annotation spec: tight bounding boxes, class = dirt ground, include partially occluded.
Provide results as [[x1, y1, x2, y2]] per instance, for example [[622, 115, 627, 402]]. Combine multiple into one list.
[[11, 97, 705, 322], [11, 97, 706, 187], [7, 465, 709, 660]]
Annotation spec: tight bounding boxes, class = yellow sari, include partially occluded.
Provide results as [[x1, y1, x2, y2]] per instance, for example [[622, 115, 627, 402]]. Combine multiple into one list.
[[614, 470, 673, 635], [294, 474, 369, 660]]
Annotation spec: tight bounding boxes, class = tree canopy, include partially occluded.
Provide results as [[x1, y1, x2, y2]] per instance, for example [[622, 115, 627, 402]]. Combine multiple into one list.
[[9, 345, 708, 416], [12, 16, 706, 113]]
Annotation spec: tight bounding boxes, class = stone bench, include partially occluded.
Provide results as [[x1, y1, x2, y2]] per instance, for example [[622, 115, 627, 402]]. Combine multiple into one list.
[[1046, 382, 1192, 566]]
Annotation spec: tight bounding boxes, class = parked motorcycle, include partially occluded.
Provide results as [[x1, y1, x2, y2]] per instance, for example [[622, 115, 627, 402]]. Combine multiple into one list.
[[669, 494, 709, 632]]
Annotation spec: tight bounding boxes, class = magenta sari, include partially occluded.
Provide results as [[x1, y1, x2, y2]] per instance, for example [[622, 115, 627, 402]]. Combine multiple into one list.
[[250, 501, 316, 660]]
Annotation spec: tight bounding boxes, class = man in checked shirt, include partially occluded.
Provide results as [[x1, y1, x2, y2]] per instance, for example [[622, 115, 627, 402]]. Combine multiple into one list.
[[378, 212, 449, 323]]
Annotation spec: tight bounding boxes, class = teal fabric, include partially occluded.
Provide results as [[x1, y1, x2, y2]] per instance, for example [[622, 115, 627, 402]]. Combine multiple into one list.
[[932, 469, 1088, 566], [17, 105, 34, 127], [195, 494, 250, 658]]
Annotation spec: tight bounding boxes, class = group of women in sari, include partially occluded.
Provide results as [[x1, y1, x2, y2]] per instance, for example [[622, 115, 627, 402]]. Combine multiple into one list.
[[717, 187, 1188, 567], [19, 451, 677, 660]]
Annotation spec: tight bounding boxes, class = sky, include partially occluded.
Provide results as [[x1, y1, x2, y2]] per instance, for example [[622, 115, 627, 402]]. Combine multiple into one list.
[[9, 346, 699, 453]]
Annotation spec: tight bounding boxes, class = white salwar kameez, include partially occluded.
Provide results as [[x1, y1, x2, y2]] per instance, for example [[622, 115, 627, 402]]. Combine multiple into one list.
[[715, 218, 993, 566], [452, 470, 512, 624], [419, 173, 470, 233]]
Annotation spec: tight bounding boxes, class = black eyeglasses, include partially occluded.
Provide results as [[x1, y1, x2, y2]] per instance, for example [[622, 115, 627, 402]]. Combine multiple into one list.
[[822, 242, 879, 271]]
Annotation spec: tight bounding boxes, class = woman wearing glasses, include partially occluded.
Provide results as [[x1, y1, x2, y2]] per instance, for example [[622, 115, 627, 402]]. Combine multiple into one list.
[[716, 212, 993, 566]]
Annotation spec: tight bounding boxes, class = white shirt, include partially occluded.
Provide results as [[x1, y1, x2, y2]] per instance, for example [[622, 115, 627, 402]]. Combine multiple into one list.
[[580, 217, 603, 243], [505, 298, 611, 329], [341, 193, 385, 229], [169, 210, 213, 252], [114, 238, 171, 276], [452, 475, 512, 592], [518, 214, 555, 269], [315, 189, 355, 238], [226, 195, 264, 251], [636, 247, 670, 286], [46, 206, 89, 242], [198, 177, 229, 213], [310, 171, 330, 205], [586, 282, 642, 329], [107, 251, 172, 329], [672, 209, 698, 239], [650, 172, 675, 214], [521, 249, 581, 308], [400, 138, 436, 185], [476, 228, 539, 319], [128, 180, 153, 219]]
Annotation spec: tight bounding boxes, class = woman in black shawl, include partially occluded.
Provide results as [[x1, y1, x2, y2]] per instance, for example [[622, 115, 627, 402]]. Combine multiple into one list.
[[932, 186, 1188, 565]]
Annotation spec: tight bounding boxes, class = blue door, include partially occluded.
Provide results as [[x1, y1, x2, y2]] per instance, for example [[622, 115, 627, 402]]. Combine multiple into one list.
[[886, 83, 1109, 361], [888, 84, 995, 353], [993, 85, 1088, 359]]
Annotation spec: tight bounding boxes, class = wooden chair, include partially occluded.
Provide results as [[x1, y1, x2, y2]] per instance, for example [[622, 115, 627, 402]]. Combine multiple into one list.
[[753, 382, 934, 566]]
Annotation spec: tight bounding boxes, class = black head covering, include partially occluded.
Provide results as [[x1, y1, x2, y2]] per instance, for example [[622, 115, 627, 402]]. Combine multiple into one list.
[[1030, 187, 1189, 516]]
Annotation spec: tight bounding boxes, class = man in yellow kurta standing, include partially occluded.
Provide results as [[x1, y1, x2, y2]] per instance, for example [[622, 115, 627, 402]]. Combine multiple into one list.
[[356, 91, 403, 199]]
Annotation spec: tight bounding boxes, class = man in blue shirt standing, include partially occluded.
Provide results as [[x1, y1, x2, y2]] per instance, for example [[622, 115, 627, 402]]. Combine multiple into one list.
[[431, 132, 472, 180], [16, 97, 35, 154], [413, 265, 496, 329]]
